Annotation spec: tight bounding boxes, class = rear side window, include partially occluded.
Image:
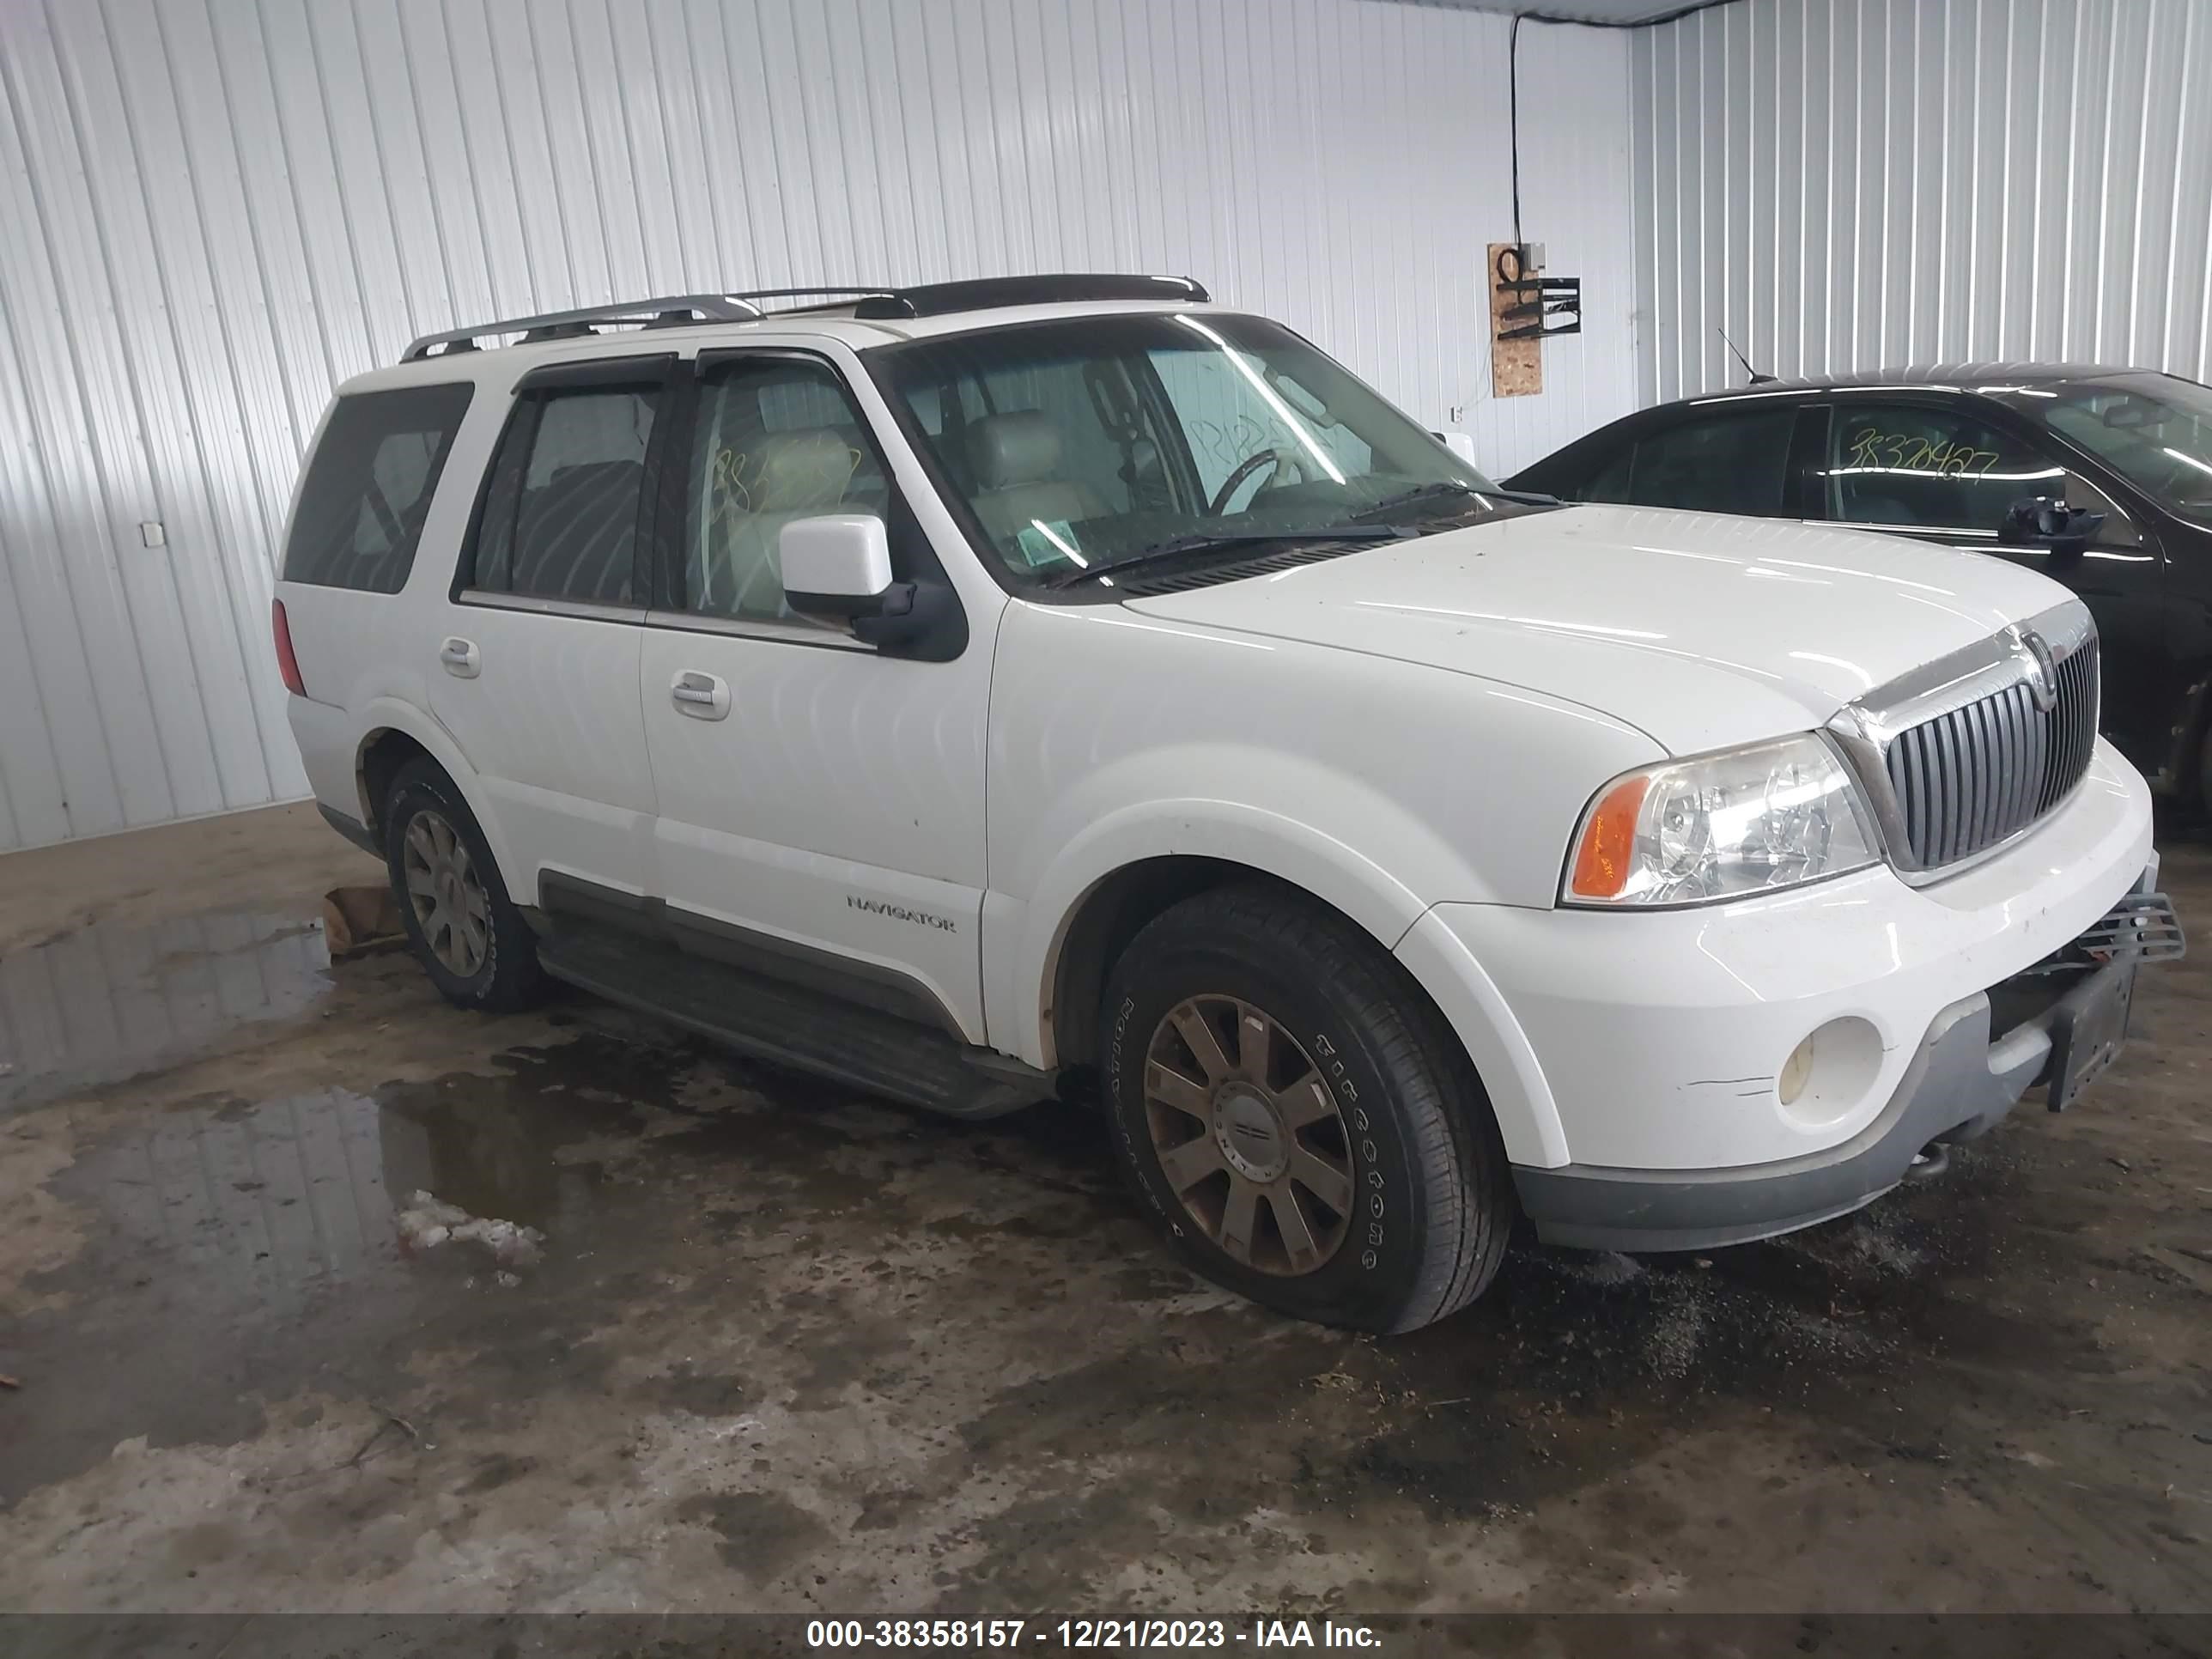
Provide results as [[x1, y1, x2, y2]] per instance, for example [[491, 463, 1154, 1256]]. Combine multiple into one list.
[[470, 385, 660, 605], [282, 384, 473, 592], [1616, 408, 1797, 514]]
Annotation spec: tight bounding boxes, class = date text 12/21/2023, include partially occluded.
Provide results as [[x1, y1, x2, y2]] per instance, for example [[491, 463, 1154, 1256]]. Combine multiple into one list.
[[805, 1618, 1385, 1650]]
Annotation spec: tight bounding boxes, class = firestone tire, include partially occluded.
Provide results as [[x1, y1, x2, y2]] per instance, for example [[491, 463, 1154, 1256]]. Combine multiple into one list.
[[381, 758, 544, 1014], [1100, 884, 1516, 1334]]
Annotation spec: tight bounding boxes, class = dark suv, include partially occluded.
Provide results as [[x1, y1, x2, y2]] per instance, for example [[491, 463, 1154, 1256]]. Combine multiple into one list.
[[1509, 365, 2212, 808]]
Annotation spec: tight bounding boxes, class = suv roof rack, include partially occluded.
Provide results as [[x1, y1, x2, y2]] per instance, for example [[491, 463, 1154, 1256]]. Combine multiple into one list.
[[399, 275, 1211, 362], [403, 295, 765, 362], [852, 273, 1208, 319]]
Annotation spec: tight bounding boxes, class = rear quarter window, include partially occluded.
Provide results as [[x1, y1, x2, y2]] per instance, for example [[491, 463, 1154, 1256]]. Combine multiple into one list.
[[282, 383, 474, 592]]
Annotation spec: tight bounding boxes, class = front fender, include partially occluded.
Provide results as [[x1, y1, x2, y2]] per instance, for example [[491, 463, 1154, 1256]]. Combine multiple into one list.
[[994, 787, 1571, 1167], [1040, 781, 1446, 949], [1008, 739, 1488, 1030]]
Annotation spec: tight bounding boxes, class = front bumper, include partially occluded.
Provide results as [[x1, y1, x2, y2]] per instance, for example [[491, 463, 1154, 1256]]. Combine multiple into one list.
[[1513, 891, 2176, 1252]]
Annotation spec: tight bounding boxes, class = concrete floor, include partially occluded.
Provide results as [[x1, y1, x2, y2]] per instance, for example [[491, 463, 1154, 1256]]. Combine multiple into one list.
[[1, 802, 2209, 1614]]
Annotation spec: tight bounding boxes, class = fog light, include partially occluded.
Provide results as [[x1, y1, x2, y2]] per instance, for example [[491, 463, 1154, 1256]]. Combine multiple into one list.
[[1774, 1017, 1884, 1127], [1778, 1034, 1816, 1106]]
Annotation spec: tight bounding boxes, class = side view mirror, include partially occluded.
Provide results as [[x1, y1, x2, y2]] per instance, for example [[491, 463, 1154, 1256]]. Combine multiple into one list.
[[2001, 495, 2105, 557], [1432, 430, 1480, 466], [776, 512, 967, 661], [780, 514, 893, 619]]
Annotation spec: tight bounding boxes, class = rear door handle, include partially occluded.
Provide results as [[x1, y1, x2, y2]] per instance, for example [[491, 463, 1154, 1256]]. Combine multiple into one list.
[[671, 670, 730, 720], [440, 637, 480, 678]]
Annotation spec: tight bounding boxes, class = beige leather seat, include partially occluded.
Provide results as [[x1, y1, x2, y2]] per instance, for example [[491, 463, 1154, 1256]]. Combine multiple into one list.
[[706, 428, 862, 618], [967, 411, 1107, 545]]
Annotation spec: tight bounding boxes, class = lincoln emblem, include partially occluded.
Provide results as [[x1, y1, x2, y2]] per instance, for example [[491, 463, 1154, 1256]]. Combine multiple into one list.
[[2021, 630, 2060, 713]]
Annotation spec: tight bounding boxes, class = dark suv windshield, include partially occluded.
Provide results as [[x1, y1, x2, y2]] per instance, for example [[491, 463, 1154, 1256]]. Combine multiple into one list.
[[2030, 374, 2212, 526], [868, 313, 1499, 583]]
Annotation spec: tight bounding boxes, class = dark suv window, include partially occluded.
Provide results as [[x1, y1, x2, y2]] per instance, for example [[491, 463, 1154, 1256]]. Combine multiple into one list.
[[282, 383, 473, 592], [1822, 404, 2062, 532], [471, 385, 661, 605], [1613, 408, 1798, 514]]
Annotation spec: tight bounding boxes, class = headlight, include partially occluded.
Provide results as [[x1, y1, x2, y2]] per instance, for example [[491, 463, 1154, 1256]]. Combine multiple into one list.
[[1563, 734, 1879, 907]]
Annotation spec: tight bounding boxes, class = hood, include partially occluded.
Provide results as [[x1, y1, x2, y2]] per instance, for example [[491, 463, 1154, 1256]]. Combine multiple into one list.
[[1121, 503, 2075, 755]]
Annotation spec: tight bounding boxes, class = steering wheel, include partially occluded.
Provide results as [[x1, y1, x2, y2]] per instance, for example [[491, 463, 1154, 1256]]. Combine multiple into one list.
[[1206, 447, 1306, 516]]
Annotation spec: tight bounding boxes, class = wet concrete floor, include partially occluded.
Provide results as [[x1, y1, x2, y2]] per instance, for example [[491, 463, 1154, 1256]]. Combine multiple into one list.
[[1, 802, 2209, 1612]]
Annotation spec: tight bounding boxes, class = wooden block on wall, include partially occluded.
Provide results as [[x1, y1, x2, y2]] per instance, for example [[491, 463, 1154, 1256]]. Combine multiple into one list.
[[1489, 242, 1541, 398]]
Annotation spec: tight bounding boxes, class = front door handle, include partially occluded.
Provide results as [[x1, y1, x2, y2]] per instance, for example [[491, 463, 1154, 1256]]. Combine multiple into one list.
[[440, 637, 480, 678], [671, 670, 730, 720]]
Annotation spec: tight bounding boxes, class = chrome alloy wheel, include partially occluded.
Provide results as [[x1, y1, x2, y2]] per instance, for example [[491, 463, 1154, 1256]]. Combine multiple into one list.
[[1142, 996, 1356, 1276], [401, 809, 489, 978]]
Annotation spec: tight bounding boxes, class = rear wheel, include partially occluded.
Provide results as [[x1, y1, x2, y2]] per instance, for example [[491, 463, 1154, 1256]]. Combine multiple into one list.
[[382, 759, 543, 1012], [1100, 885, 1514, 1333]]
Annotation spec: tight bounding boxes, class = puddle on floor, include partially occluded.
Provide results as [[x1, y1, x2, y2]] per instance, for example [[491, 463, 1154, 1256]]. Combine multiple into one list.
[[43, 1035, 696, 1308], [4, 1033, 702, 1504], [0, 909, 332, 1111]]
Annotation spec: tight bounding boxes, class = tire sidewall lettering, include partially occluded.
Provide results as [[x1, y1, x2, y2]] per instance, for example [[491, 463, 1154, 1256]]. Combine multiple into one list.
[[1323, 1036, 1389, 1269]]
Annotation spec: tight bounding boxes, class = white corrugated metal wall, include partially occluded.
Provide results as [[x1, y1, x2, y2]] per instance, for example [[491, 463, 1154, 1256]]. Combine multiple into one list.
[[1632, 0, 2212, 404], [0, 0, 1639, 852]]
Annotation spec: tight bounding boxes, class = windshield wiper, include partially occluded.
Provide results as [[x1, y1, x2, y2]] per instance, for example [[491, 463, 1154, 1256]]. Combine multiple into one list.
[[1045, 526, 1404, 589], [1352, 479, 1563, 520], [1350, 480, 1488, 521]]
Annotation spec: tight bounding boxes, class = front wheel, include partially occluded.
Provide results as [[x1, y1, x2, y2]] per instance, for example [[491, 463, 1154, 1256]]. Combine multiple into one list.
[[382, 758, 544, 1012], [1100, 885, 1515, 1333]]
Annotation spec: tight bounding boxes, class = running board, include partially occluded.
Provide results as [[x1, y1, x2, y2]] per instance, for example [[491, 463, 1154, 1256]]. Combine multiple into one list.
[[535, 927, 1053, 1121]]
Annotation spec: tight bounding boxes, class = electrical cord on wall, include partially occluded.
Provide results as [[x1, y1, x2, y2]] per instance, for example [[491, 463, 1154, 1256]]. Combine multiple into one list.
[[1508, 0, 1740, 252]]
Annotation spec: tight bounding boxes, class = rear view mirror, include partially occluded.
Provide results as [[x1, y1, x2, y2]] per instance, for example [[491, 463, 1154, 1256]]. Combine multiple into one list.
[[780, 514, 893, 619], [1267, 370, 1337, 428], [1433, 430, 1480, 466], [2001, 495, 2106, 557]]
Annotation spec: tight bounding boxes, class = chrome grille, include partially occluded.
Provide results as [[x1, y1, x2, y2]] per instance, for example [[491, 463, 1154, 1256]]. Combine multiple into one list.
[[1883, 636, 2098, 868], [1832, 603, 2100, 881]]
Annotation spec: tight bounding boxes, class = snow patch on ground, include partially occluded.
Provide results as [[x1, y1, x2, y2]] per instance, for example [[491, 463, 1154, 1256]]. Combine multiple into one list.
[[395, 1191, 544, 1267]]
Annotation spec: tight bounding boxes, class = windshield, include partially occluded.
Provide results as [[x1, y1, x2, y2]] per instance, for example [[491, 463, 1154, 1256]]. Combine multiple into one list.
[[868, 313, 1501, 583], [2032, 374, 2212, 525]]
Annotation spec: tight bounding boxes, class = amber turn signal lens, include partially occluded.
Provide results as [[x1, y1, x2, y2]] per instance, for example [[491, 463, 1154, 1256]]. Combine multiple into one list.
[[1569, 775, 1650, 900]]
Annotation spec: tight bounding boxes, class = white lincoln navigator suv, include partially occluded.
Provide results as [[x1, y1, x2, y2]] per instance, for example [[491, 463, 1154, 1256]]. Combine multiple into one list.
[[276, 275, 2181, 1333]]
